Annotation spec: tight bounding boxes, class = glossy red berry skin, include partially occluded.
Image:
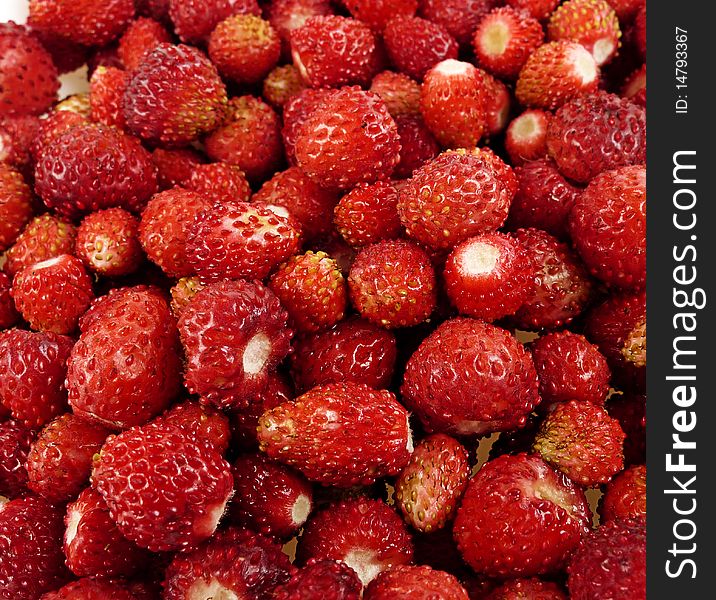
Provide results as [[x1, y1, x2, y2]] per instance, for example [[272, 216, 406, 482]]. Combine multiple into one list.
[[40, 578, 136, 600], [168, 0, 261, 45], [0, 420, 33, 498], [4, 214, 76, 278], [89, 66, 128, 130], [151, 147, 204, 190], [601, 464, 646, 522], [185, 162, 251, 205], [393, 115, 441, 178], [334, 180, 403, 248], [273, 559, 363, 600], [420, 0, 498, 46], [76, 208, 143, 277], [154, 400, 231, 455], [365, 565, 469, 599], [485, 578, 567, 600], [0, 164, 33, 253], [117, 16, 173, 71], [282, 88, 336, 165]]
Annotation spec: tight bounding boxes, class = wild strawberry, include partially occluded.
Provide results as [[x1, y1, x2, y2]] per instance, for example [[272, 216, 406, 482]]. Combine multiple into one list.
[[479, 70, 511, 136], [345, 0, 418, 32], [259, 382, 412, 486], [569, 165, 646, 289], [295, 87, 400, 190], [365, 565, 470, 599], [282, 88, 336, 164], [187, 201, 301, 282], [152, 146, 204, 190], [0, 114, 41, 173], [117, 17, 172, 70], [299, 497, 414, 585], [601, 464, 646, 522], [34, 123, 158, 219], [0, 165, 33, 253], [398, 149, 515, 251], [28, 0, 135, 46], [168, 0, 261, 44], [89, 66, 128, 130], [0, 420, 32, 498], [567, 517, 646, 599], [505, 159, 581, 239], [154, 400, 230, 454], [504, 109, 551, 166], [402, 318, 540, 436], [622, 63, 646, 106], [383, 17, 458, 81], [29, 110, 88, 163], [184, 163, 251, 206], [67, 286, 182, 429], [263, 64, 307, 109], [179, 280, 293, 410], [485, 578, 567, 600], [547, 91, 645, 183], [0, 496, 70, 599], [169, 276, 205, 317], [531, 331, 611, 408], [0, 23, 60, 116], [163, 527, 294, 598], [393, 115, 441, 178], [608, 392, 645, 465], [511, 228, 594, 330], [75, 208, 143, 277], [229, 453, 313, 539], [291, 16, 379, 88], [506, 0, 560, 21], [334, 181, 402, 248], [419, 0, 497, 46], [473, 7, 544, 80], [273, 559, 363, 600], [4, 215, 77, 278], [370, 71, 421, 118], [516, 41, 599, 109], [204, 95, 284, 183], [268, 0, 334, 57], [41, 578, 136, 600]]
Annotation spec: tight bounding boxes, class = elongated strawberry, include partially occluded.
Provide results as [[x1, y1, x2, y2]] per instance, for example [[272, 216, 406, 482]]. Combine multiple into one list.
[[75, 208, 143, 277], [365, 565, 470, 599]]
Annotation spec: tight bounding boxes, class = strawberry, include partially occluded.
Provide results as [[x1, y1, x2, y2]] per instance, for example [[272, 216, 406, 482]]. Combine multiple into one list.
[[41, 579, 136, 600], [393, 115, 441, 178], [479, 70, 511, 136], [4, 215, 77, 278], [0, 496, 70, 599], [152, 146, 204, 190], [117, 17, 172, 70], [473, 7, 544, 80], [0, 274, 19, 330], [26, 414, 110, 505], [64, 487, 150, 577], [11, 254, 94, 335], [0, 420, 32, 498], [365, 565, 470, 599], [567, 517, 646, 599], [608, 392, 645, 465], [268, 0, 334, 57], [345, 0, 418, 32], [298, 497, 414, 585], [569, 165, 646, 289], [204, 95, 284, 183], [505, 109, 551, 166], [282, 88, 337, 165], [348, 239, 436, 329], [444, 232, 535, 321], [30, 110, 88, 163], [168, 0, 261, 44], [34, 123, 158, 219], [0, 164, 33, 253], [0, 114, 41, 173], [67, 286, 182, 429], [75, 208, 143, 277], [622, 63, 646, 107], [294, 87, 400, 190], [402, 318, 540, 436], [370, 71, 421, 118], [505, 158, 581, 239], [516, 41, 599, 109], [383, 17, 458, 81], [229, 453, 314, 539], [394, 433, 469, 532], [263, 64, 307, 108], [154, 400, 230, 454], [600, 464, 646, 522], [89, 66, 129, 130], [511, 228, 594, 330], [178, 280, 293, 410], [169, 276, 205, 317], [398, 149, 515, 251], [291, 16, 379, 88], [162, 527, 294, 598], [258, 382, 412, 486], [185, 162, 251, 205], [531, 331, 611, 408], [485, 578, 567, 600], [505, 0, 560, 21], [334, 180, 403, 248], [419, 0, 497, 46], [273, 559, 362, 600]]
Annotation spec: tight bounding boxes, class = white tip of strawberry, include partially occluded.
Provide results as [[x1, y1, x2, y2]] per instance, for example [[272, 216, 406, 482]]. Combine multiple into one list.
[[186, 578, 240, 600], [479, 20, 510, 57], [243, 333, 272, 375], [510, 111, 546, 144], [406, 415, 414, 454], [434, 59, 474, 77], [461, 241, 501, 276], [194, 490, 233, 541], [343, 548, 386, 587], [592, 38, 616, 66], [64, 504, 82, 548], [291, 493, 312, 528], [568, 44, 598, 85]]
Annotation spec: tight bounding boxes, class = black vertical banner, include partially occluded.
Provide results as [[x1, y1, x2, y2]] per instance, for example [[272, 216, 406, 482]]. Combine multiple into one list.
[[647, 2, 714, 598]]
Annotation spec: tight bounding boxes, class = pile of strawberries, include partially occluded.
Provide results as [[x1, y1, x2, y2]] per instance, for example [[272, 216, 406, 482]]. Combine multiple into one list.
[[0, 0, 646, 598]]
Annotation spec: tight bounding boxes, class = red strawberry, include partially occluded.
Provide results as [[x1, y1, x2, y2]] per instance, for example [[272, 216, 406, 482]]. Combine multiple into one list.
[[348, 239, 436, 329], [0, 420, 33, 498], [64, 487, 150, 577], [398, 149, 515, 251], [178, 280, 293, 410], [0, 164, 33, 253], [605, 0, 643, 21], [4, 215, 77, 278], [394, 433, 469, 532], [0, 114, 41, 173], [75, 208, 143, 277], [89, 66, 129, 130], [154, 400, 230, 454], [601, 464, 646, 522], [0, 495, 70, 599], [168, 0, 260, 44], [419, 0, 497, 46], [299, 497, 414, 585], [607, 392, 645, 465], [268, 0, 334, 57], [506, 0, 560, 21], [533, 400, 625, 485], [546, 91, 645, 183], [263, 65, 306, 110], [383, 17, 458, 81], [26, 414, 110, 504], [185, 162, 251, 205], [92, 420, 234, 552], [291, 16, 379, 88], [505, 158, 581, 239], [67, 286, 182, 429], [117, 17, 172, 70], [370, 71, 421, 118], [229, 453, 314, 539], [531, 331, 611, 408], [28, 0, 135, 46], [365, 565, 469, 599], [486, 578, 567, 600], [402, 318, 540, 436], [169, 276, 205, 317], [345, 0, 417, 31], [289, 317, 397, 393], [334, 180, 403, 248], [505, 109, 551, 166], [204, 95, 284, 183], [622, 63, 646, 107], [281, 88, 336, 164], [473, 7, 544, 80], [444, 232, 535, 321], [0, 23, 60, 116], [258, 382, 412, 487], [139, 187, 213, 278], [273, 559, 362, 600], [393, 115, 441, 178], [516, 41, 599, 109], [163, 527, 294, 598], [152, 146, 204, 190], [40, 578, 135, 600], [30, 109, 88, 163], [569, 165, 646, 289], [479, 70, 511, 136], [0, 273, 19, 329], [294, 87, 400, 190], [567, 517, 646, 599], [511, 228, 594, 330], [454, 453, 591, 578], [11, 254, 94, 335], [34, 123, 158, 219]]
